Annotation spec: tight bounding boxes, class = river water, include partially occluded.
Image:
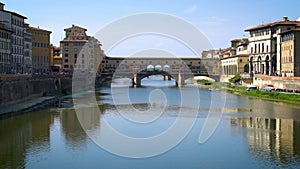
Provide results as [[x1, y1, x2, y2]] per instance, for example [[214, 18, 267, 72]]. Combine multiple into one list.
[[1, 77, 300, 168]]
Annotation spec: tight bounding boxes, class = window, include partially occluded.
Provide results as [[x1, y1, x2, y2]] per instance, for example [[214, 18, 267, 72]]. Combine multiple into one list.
[[65, 59, 68, 63], [65, 54, 69, 57], [240, 59, 243, 63], [64, 65, 69, 68], [74, 54, 77, 58]]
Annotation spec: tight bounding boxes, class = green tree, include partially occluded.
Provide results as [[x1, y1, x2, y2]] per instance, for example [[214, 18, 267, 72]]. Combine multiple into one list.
[[229, 74, 241, 83]]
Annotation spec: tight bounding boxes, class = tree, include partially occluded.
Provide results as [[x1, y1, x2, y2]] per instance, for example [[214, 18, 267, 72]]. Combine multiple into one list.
[[229, 73, 241, 83]]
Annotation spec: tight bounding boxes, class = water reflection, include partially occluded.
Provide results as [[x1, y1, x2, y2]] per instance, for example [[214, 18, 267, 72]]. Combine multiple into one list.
[[0, 110, 53, 169], [0, 105, 102, 168], [231, 116, 300, 165]]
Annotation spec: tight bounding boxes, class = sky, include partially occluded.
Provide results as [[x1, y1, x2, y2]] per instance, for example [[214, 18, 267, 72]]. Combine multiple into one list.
[[1, 0, 300, 56]]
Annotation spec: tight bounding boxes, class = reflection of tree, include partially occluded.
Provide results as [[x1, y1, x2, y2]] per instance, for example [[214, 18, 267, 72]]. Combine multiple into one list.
[[231, 117, 300, 164], [0, 110, 53, 168]]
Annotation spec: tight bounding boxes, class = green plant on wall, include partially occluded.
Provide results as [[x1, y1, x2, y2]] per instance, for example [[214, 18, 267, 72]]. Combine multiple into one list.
[[229, 73, 241, 83]]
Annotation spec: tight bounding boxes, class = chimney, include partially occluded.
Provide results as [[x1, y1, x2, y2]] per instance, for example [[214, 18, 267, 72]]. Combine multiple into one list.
[[283, 16, 289, 22], [0, 3, 5, 10]]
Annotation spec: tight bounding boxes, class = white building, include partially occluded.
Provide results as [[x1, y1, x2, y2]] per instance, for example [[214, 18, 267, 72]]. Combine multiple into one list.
[[245, 16, 300, 76], [0, 3, 27, 73]]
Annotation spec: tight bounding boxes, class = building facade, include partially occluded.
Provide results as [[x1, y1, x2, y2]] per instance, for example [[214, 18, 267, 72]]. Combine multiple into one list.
[[0, 22, 11, 74], [0, 2, 27, 74], [27, 26, 51, 73], [281, 28, 300, 77], [60, 25, 105, 73], [50, 45, 62, 72], [24, 24, 32, 73], [245, 17, 300, 76], [221, 39, 249, 77]]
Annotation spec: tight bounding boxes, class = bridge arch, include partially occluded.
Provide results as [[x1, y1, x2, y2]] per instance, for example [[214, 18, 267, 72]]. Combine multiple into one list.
[[132, 69, 176, 87]]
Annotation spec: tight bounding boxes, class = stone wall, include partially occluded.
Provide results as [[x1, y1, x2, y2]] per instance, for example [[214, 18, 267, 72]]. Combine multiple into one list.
[[0, 75, 72, 106], [251, 75, 300, 90]]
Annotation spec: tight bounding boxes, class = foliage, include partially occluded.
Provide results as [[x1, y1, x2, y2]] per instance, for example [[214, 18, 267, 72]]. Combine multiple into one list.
[[229, 74, 241, 83], [225, 86, 300, 105]]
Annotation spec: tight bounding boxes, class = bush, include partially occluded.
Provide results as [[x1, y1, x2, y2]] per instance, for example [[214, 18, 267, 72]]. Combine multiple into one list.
[[229, 74, 241, 83]]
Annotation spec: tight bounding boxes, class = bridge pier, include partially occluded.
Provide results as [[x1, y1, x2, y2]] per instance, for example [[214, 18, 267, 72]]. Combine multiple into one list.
[[164, 75, 171, 81], [177, 73, 184, 87], [132, 74, 141, 88]]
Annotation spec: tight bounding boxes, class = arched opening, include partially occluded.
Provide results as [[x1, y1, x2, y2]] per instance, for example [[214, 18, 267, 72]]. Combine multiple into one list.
[[154, 65, 162, 71], [244, 64, 249, 73], [147, 65, 154, 71], [163, 65, 170, 72]]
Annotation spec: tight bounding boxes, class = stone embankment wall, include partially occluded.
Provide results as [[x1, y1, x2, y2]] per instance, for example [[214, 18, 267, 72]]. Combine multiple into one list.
[[252, 75, 300, 90], [221, 74, 300, 90], [0, 75, 72, 107]]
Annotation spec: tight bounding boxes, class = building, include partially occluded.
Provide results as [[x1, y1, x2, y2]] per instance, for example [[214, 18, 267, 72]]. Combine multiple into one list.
[[221, 39, 249, 77], [245, 16, 300, 76], [0, 2, 27, 73], [60, 24, 105, 73], [202, 49, 223, 58], [24, 23, 32, 73], [281, 28, 300, 77], [27, 25, 51, 73], [50, 45, 62, 72], [0, 21, 11, 74]]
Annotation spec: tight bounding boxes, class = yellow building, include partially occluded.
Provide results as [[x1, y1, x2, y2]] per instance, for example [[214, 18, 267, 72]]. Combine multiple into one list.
[[27, 25, 52, 73], [281, 28, 300, 77], [221, 39, 249, 78]]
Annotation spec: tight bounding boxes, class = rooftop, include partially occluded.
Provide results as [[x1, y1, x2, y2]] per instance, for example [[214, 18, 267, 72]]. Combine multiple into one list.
[[28, 26, 52, 33], [245, 17, 300, 31], [64, 24, 87, 31]]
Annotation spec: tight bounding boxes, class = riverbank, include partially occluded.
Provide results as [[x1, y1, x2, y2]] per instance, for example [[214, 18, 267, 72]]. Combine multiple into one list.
[[0, 96, 56, 117], [224, 85, 300, 105]]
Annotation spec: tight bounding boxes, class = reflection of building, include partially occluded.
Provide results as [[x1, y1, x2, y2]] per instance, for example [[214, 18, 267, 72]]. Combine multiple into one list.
[[280, 28, 300, 77], [0, 21, 11, 74], [60, 109, 89, 150], [221, 39, 249, 77], [0, 110, 53, 169], [27, 25, 52, 73], [0, 3, 27, 73], [245, 17, 300, 75], [231, 117, 300, 163]]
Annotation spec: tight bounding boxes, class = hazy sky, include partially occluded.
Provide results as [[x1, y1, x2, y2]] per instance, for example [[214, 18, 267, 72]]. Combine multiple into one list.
[[2, 0, 300, 56]]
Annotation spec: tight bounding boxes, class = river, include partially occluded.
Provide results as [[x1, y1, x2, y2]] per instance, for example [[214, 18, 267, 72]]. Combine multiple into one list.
[[1, 76, 300, 168]]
